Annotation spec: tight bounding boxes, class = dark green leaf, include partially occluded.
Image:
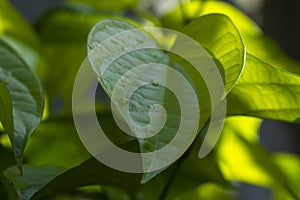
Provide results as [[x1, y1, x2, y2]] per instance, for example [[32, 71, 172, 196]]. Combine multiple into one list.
[[32, 158, 142, 200], [0, 145, 15, 200], [0, 39, 44, 171], [4, 165, 63, 200]]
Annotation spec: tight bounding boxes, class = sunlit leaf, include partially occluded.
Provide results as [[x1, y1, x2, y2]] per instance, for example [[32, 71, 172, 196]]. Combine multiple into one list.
[[227, 54, 300, 123], [183, 13, 245, 93], [0, 39, 43, 171]]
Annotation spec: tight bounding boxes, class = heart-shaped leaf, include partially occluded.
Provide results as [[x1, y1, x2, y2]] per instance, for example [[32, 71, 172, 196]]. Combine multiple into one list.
[[86, 19, 203, 183]]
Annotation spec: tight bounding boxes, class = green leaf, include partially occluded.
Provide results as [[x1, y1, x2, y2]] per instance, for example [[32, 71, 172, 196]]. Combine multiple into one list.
[[4, 165, 63, 200], [0, 39, 44, 171], [87, 19, 200, 183], [217, 116, 299, 199], [227, 54, 300, 123], [183, 13, 245, 93], [27, 158, 141, 200]]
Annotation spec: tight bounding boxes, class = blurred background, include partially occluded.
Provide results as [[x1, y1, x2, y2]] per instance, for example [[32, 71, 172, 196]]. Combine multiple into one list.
[[7, 0, 300, 199]]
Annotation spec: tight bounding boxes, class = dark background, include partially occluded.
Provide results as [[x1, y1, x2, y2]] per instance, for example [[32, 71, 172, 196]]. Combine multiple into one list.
[[8, 0, 300, 199]]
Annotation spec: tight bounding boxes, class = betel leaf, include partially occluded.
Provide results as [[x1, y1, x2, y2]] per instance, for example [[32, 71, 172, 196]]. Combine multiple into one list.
[[4, 165, 63, 200], [183, 13, 245, 93], [0, 39, 43, 171], [227, 54, 300, 123], [87, 19, 203, 183], [217, 116, 299, 199], [87, 19, 171, 182]]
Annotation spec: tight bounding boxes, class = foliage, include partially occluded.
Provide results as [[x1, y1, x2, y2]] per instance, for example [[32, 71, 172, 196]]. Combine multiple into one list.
[[0, 0, 299, 199]]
